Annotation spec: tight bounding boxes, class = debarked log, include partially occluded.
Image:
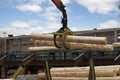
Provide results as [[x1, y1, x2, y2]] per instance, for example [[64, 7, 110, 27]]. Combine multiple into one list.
[[38, 66, 120, 79], [113, 42, 120, 48], [28, 46, 58, 51], [28, 42, 113, 51], [50, 67, 89, 72], [64, 42, 113, 51], [34, 40, 55, 46], [31, 33, 107, 44], [52, 77, 120, 80], [50, 66, 120, 72], [33, 40, 63, 47], [38, 70, 117, 78]]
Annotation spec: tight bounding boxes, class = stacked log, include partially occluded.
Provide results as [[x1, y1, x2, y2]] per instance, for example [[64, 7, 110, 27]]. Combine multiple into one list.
[[31, 33, 107, 44], [28, 46, 58, 51], [34, 40, 54, 46], [113, 42, 120, 48], [29, 33, 113, 51], [52, 77, 120, 80], [38, 65, 120, 80], [65, 42, 113, 51]]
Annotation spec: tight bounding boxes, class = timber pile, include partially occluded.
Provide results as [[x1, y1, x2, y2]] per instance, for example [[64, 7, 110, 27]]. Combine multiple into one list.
[[113, 42, 120, 48], [28, 33, 113, 51], [38, 65, 120, 80]]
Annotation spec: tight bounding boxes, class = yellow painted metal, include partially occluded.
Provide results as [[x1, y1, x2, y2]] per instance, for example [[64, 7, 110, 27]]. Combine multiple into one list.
[[45, 60, 52, 80], [54, 28, 74, 48], [89, 58, 96, 80], [11, 65, 23, 79]]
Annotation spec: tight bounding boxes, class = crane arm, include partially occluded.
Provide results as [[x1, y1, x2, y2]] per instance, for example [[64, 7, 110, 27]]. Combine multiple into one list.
[[51, 0, 74, 48], [51, 0, 64, 10], [51, 0, 67, 28]]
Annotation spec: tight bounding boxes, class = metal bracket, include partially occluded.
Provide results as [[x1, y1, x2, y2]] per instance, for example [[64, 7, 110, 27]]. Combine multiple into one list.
[[54, 27, 74, 49]]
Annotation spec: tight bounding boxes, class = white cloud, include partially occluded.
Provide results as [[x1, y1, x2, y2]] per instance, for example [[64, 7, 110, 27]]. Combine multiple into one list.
[[0, 25, 44, 37], [11, 20, 30, 28], [0, 18, 61, 37], [41, 6, 63, 33], [30, 0, 45, 5], [99, 20, 120, 29], [16, 0, 45, 5], [42, 6, 59, 21], [16, 4, 42, 12], [76, 0, 119, 14], [28, 20, 40, 26], [15, 0, 46, 12], [47, 22, 61, 30], [30, 26, 43, 33]]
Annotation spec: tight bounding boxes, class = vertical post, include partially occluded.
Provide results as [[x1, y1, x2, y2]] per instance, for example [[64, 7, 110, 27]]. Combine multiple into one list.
[[4, 38, 7, 54], [45, 60, 52, 80], [52, 53, 55, 60], [19, 39, 21, 53], [88, 51, 96, 80], [59, 51, 62, 60], [114, 30, 118, 42], [47, 52, 50, 60], [50, 52, 55, 60], [62, 52, 66, 60]]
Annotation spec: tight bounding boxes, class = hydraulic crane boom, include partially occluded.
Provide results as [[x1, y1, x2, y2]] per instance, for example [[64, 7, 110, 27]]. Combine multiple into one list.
[[51, 0, 74, 48], [51, 0, 67, 28]]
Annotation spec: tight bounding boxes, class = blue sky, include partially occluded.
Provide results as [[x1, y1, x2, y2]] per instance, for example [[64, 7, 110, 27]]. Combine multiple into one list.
[[0, 0, 120, 37]]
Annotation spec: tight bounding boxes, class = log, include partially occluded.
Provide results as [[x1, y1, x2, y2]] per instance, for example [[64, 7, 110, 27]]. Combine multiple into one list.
[[31, 33, 107, 44], [33, 40, 62, 46], [52, 77, 120, 80], [34, 40, 54, 46], [51, 67, 89, 72], [28, 42, 113, 51], [113, 42, 120, 48], [51, 66, 120, 72], [118, 68, 120, 76], [38, 66, 120, 79], [28, 46, 58, 51], [37, 73, 45, 80], [38, 70, 117, 78], [65, 42, 113, 51], [38, 73, 45, 79]]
